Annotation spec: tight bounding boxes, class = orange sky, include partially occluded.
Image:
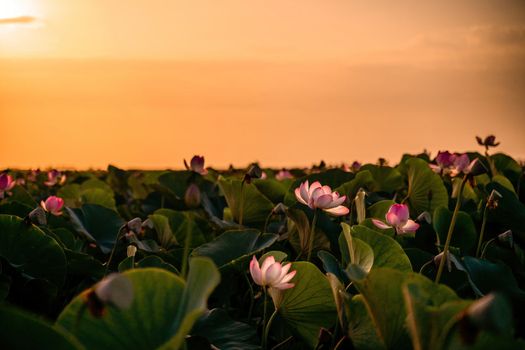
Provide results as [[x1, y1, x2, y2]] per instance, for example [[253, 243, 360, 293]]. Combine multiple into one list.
[[1, 1, 524, 169]]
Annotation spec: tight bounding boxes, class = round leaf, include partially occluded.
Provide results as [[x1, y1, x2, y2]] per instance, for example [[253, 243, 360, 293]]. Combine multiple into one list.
[[0, 214, 66, 287], [278, 262, 336, 348]]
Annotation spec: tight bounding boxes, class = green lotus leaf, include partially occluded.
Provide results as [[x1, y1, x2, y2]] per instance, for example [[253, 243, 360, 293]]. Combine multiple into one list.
[[278, 262, 336, 349], [0, 214, 66, 287]]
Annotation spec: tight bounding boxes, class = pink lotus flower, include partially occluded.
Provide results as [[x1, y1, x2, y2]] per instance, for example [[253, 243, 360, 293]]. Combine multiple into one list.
[[430, 151, 453, 173], [294, 180, 349, 216], [0, 173, 16, 199], [450, 153, 470, 177], [44, 170, 66, 187], [275, 169, 293, 181], [372, 203, 419, 235], [41, 196, 64, 216], [185, 155, 208, 175], [249, 255, 296, 290]]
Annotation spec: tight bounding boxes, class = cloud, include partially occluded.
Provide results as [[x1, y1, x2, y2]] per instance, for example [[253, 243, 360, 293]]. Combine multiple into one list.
[[0, 16, 36, 25], [469, 25, 525, 46]]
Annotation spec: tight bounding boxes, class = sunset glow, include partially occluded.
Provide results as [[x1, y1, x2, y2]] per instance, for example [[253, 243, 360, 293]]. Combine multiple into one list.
[[1, 1, 524, 169]]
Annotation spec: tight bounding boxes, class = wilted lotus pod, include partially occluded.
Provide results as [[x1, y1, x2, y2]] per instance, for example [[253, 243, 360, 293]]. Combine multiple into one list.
[[93, 273, 134, 310], [127, 245, 137, 258], [497, 230, 513, 248], [464, 293, 512, 335], [27, 207, 47, 226], [354, 188, 366, 224], [184, 183, 201, 208]]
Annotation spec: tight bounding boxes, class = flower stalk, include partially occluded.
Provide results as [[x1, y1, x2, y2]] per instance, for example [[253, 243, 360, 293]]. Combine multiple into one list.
[[306, 210, 319, 262], [435, 174, 468, 283], [476, 205, 489, 258], [263, 305, 279, 350], [239, 181, 245, 225], [180, 220, 193, 278]]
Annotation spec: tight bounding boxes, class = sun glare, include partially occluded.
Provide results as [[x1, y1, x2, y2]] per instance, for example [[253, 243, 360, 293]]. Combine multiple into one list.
[[0, 0, 38, 19]]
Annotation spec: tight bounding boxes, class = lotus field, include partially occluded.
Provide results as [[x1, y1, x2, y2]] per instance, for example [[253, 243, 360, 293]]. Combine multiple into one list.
[[1, 136, 525, 350]]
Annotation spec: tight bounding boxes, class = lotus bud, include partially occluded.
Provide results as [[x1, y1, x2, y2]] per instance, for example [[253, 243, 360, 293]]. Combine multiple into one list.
[[127, 218, 143, 235], [127, 245, 137, 258], [351, 161, 362, 172], [372, 203, 419, 235], [184, 183, 201, 208], [354, 188, 366, 224], [497, 230, 513, 248]]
